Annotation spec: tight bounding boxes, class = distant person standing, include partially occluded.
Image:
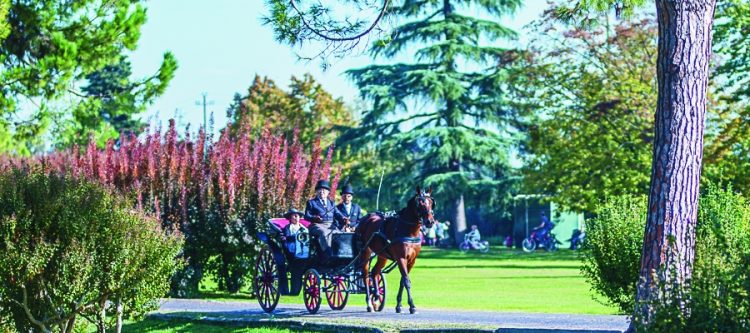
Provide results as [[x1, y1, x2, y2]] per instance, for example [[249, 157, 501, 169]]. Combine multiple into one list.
[[437, 221, 451, 246], [426, 224, 436, 246]]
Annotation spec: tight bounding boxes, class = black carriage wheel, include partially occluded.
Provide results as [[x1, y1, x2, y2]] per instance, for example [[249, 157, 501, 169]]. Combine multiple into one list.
[[254, 247, 280, 313], [303, 269, 322, 314], [369, 272, 387, 312], [324, 275, 350, 311]]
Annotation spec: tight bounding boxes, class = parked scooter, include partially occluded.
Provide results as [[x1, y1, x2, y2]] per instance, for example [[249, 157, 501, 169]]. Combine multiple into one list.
[[568, 229, 585, 250], [459, 234, 490, 253]]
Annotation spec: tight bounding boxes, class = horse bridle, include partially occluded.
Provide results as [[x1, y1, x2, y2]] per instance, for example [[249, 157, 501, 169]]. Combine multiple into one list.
[[406, 193, 436, 227]]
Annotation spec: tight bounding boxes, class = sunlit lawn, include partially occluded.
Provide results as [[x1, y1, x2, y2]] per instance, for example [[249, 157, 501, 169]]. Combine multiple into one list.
[[198, 247, 618, 315]]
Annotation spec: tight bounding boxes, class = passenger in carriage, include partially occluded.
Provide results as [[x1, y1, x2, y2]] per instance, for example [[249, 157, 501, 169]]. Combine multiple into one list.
[[336, 184, 362, 232], [281, 208, 307, 256], [305, 180, 346, 259]]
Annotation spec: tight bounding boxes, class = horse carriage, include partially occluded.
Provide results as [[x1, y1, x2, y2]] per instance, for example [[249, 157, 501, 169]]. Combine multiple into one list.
[[253, 217, 392, 314], [253, 186, 437, 315]]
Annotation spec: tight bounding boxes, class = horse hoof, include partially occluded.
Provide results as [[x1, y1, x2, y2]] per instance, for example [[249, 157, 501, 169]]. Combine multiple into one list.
[[409, 307, 417, 314], [367, 307, 372, 313], [395, 306, 401, 313]]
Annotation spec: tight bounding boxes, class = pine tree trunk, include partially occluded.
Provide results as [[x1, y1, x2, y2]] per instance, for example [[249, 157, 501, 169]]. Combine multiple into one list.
[[452, 194, 467, 246], [449, 157, 467, 245], [633, 0, 716, 326]]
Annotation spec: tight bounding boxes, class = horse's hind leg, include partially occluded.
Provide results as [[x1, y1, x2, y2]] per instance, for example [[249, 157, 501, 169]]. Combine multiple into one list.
[[361, 248, 373, 312], [370, 256, 387, 311]]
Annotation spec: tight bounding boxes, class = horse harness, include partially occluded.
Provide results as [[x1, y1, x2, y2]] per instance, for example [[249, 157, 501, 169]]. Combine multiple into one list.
[[366, 212, 422, 261]]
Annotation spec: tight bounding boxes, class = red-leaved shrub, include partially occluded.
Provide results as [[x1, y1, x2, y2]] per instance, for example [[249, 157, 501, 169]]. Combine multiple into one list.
[[0, 120, 340, 295]]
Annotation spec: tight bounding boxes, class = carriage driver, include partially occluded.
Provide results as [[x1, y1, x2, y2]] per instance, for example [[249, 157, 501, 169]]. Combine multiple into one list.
[[336, 184, 362, 232], [305, 180, 346, 259]]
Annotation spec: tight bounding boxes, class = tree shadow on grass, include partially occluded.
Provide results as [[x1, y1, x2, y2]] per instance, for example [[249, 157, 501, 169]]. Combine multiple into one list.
[[195, 290, 255, 301], [419, 248, 582, 261], [121, 318, 194, 332], [420, 264, 581, 270], [128, 316, 313, 333]]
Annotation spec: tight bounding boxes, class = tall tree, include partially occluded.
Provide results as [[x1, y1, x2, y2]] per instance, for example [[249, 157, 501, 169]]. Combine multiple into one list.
[[521, 12, 656, 213], [341, 0, 523, 242], [574, 0, 718, 327], [57, 55, 177, 148], [0, 0, 173, 154], [226, 74, 355, 146], [637, 0, 715, 325], [523, 3, 750, 212]]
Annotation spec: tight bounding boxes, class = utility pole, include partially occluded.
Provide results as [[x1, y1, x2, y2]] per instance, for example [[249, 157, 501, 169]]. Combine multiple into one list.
[[195, 93, 214, 132]]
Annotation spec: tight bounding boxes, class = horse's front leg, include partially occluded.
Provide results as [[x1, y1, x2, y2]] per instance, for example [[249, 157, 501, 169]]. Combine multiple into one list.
[[405, 257, 417, 314], [395, 258, 408, 313]]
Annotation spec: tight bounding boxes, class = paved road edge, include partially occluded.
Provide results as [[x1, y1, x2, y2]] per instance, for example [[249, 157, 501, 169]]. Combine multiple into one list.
[[149, 313, 384, 333], [149, 313, 625, 333]]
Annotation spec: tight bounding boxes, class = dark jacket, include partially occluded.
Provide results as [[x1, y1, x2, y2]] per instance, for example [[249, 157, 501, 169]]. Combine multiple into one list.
[[304, 197, 344, 223], [336, 202, 362, 229]]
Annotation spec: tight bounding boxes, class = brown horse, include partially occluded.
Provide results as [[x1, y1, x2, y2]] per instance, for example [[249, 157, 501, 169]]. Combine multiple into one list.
[[355, 186, 436, 314]]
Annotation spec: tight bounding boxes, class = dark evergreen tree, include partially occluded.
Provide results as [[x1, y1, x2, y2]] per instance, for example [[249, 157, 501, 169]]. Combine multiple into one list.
[[63, 54, 177, 148], [342, 0, 524, 243]]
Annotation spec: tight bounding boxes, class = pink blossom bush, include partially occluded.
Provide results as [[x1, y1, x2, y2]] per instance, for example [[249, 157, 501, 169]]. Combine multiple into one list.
[[0, 119, 340, 295]]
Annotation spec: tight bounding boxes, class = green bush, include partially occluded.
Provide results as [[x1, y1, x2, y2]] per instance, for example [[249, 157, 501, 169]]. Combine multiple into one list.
[[0, 171, 183, 333], [671, 184, 749, 331], [582, 185, 750, 331], [580, 195, 646, 313]]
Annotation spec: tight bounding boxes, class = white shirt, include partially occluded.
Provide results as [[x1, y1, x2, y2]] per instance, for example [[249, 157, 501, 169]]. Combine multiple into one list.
[[343, 203, 352, 215], [289, 223, 302, 234]]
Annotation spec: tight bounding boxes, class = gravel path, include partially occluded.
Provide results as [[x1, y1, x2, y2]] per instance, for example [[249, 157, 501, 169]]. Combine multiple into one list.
[[157, 298, 629, 332]]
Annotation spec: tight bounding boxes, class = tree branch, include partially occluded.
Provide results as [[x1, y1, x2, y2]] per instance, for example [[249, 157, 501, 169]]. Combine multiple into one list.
[[289, 0, 391, 42], [13, 285, 52, 333]]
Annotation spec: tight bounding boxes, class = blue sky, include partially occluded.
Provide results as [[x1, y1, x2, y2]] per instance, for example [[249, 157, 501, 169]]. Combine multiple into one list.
[[128, 1, 548, 133]]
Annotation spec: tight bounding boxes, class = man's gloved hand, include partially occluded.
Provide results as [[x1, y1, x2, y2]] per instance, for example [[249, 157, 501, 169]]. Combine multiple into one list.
[[311, 216, 322, 224]]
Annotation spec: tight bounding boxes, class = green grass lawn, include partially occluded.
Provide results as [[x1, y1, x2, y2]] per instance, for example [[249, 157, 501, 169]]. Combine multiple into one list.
[[199, 247, 617, 315], [119, 318, 311, 333]]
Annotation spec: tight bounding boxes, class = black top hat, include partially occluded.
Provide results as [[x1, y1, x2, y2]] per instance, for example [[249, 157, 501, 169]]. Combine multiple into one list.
[[284, 208, 304, 219], [315, 180, 331, 190], [340, 184, 354, 195]]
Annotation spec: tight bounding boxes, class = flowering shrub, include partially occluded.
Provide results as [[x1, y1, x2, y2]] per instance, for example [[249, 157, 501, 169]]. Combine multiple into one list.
[[0, 171, 183, 333], [0, 120, 340, 295]]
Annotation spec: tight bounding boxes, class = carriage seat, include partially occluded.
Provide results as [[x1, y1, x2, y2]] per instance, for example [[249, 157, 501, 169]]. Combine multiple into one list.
[[330, 232, 356, 259], [268, 217, 311, 232]]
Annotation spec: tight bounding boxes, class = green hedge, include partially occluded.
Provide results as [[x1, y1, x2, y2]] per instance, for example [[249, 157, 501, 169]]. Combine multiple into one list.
[[581, 185, 750, 331], [0, 171, 183, 333]]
